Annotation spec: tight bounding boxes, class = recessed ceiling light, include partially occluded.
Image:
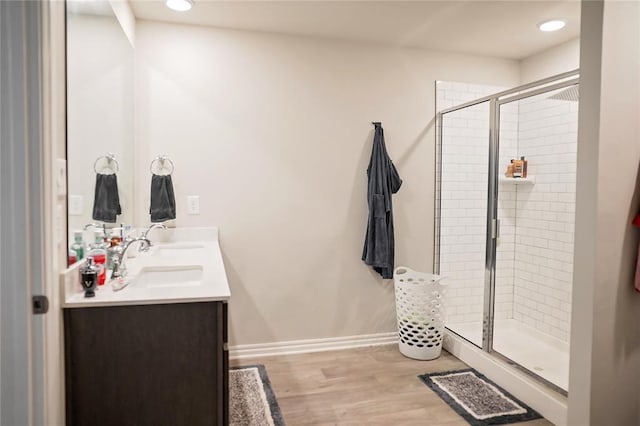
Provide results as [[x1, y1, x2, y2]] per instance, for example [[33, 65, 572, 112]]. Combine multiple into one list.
[[538, 19, 566, 32], [166, 0, 193, 12]]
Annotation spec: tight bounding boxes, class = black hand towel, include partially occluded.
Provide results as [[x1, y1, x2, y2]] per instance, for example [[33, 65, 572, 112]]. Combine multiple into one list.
[[92, 173, 122, 223], [150, 174, 176, 223]]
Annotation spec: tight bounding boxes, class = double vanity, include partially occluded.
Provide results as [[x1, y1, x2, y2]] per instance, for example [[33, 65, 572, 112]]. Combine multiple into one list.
[[61, 227, 230, 426]]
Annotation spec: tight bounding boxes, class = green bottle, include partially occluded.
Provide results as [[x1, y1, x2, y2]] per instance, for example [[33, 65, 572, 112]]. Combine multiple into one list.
[[90, 229, 107, 250], [70, 230, 85, 261]]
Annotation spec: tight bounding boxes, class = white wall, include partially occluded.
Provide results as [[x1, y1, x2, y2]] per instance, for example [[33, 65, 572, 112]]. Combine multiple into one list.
[[569, 0, 640, 424], [520, 38, 580, 84], [134, 21, 520, 346], [109, 0, 135, 46]]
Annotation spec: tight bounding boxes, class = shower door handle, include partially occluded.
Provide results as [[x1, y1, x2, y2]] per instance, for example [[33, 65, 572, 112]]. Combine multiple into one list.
[[491, 219, 501, 239]]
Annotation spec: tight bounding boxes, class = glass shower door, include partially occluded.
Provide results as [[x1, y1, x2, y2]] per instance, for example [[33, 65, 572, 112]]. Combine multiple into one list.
[[437, 101, 491, 347], [491, 84, 578, 392]]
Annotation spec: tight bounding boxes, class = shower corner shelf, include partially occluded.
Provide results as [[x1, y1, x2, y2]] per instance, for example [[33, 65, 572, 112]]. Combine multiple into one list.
[[499, 176, 536, 185]]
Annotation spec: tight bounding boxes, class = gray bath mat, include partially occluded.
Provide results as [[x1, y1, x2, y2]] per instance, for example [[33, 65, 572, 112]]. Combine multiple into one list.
[[418, 368, 542, 425], [230, 365, 285, 426]]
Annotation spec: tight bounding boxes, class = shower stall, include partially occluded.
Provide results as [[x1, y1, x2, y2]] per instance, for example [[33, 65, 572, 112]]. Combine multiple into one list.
[[435, 70, 579, 393]]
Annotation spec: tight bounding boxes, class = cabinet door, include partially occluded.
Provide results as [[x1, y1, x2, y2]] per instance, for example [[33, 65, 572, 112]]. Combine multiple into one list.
[[64, 302, 224, 426]]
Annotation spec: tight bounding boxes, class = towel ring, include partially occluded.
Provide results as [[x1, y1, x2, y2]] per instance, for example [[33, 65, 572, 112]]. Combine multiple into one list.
[[150, 155, 174, 176], [93, 153, 119, 174]]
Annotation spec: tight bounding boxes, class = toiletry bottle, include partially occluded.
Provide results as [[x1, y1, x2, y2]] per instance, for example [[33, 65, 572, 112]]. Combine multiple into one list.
[[505, 160, 514, 178], [70, 230, 85, 261], [513, 158, 523, 178], [68, 249, 77, 266], [79, 256, 98, 298], [87, 230, 107, 285], [89, 229, 105, 250], [521, 156, 528, 178]]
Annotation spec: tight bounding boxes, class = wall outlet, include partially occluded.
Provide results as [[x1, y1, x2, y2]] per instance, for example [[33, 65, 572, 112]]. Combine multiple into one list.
[[187, 196, 200, 215], [69, 195, 83, 216]]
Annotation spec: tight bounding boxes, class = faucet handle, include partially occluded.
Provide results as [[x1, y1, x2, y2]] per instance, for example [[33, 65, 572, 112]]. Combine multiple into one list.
[[111, 257, 126, 279], [138, 237, 153, 253]]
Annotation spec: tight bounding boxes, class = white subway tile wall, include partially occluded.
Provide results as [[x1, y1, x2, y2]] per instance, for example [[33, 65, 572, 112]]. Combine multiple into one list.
[[509, 87, 578, 342], [436, 82, 577, 345]]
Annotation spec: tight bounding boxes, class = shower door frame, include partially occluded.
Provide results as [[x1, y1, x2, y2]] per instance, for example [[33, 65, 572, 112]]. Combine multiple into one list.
[[434, 69, 580, 388]]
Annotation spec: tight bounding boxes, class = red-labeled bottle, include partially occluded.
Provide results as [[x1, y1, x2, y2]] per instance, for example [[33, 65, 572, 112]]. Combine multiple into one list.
[[87, 230, 107, 285]]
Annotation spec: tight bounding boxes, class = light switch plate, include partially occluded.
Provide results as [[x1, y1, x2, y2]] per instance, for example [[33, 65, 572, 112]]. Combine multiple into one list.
[[69, 195, 83, 216], [187, 196, 200, 215], [56, 158, 67, 196]]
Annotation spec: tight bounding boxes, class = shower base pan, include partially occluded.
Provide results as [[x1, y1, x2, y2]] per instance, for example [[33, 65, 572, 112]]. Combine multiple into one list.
[[446, 318, 569, 391]]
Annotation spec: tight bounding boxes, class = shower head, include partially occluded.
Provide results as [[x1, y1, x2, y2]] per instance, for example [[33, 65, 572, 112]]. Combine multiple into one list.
[[547, 85, 579, 102]]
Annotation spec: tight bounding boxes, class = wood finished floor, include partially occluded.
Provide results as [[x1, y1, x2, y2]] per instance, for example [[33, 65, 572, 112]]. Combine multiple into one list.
[[231, 345, 554, 426]]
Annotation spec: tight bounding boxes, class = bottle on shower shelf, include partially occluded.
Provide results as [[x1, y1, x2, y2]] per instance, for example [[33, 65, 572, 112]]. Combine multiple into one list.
[[513, 157, 524, 178], [505, 160, 514, 178]]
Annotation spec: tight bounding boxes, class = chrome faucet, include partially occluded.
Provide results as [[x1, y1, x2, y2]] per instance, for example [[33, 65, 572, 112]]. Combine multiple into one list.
[[139, 223, 168, 252], [84, 222, 105, 232], [141, 223, 167, 239], [111, 236, 151, 279]]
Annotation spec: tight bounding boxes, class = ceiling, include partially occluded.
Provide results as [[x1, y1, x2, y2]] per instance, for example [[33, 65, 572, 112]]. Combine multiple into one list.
[[130, 0, 581, 60]]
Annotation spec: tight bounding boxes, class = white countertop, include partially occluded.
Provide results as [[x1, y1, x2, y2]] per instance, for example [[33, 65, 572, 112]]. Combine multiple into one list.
[[61, 227, 230, 308]]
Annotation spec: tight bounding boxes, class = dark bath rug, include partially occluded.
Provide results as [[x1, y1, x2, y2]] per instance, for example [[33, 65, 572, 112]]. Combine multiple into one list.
[[230, 365, 285, 426], [418, 368, 542, 426]]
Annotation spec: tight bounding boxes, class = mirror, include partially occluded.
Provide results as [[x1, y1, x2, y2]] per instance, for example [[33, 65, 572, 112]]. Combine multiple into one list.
[[66, 0, 134, 253]]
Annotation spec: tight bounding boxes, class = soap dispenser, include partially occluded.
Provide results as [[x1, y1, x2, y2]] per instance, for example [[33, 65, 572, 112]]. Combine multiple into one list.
[[79, 256, 98, 298]]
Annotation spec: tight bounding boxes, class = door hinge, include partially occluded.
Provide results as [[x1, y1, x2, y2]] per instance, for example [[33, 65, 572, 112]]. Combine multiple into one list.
[[32, 295, 49, 314]]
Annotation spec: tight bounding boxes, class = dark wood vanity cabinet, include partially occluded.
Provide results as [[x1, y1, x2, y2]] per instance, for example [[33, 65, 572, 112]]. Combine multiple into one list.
[[64, 301, 229, 426]]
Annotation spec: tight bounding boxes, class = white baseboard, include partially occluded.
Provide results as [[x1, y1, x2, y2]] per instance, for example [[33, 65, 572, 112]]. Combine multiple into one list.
[[229, 332, 398, 360]]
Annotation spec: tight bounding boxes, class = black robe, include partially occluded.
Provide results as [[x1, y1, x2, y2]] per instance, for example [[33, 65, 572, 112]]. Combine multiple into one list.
[[362, 122, 402, 279]]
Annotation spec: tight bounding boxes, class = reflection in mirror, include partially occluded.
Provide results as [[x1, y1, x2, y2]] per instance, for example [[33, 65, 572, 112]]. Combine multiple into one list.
[[66, 0, 134, 264]]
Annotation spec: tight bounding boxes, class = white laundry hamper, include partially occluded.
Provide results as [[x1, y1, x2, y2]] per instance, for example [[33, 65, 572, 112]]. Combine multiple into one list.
[[393, 266, 448, 360]]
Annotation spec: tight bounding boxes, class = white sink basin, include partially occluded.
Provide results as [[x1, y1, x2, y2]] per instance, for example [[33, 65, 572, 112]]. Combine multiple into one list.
[[63, 229, 231, 307], [132, 265, 203, 288], [155, 243, 205, 257]]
